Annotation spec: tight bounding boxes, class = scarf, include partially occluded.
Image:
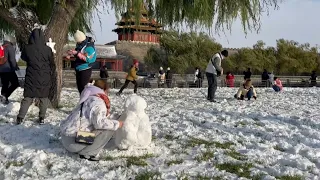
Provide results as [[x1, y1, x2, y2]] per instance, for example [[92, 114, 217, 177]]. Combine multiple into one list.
[[96, 93, 111, 116]]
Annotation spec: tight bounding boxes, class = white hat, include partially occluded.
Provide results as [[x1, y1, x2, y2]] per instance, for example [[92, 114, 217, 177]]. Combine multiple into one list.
[[167, 67, 170, 70], [3, 35, 16, 43], [160, 67, 163, 70], [74, 30, 86, 43]]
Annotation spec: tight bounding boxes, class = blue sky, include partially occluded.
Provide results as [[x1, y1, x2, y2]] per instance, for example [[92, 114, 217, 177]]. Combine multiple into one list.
[[91, 0, 319, 48]]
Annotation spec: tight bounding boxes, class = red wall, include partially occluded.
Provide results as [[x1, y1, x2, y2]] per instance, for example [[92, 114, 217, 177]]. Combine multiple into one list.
[[118, 32, 160, 43]]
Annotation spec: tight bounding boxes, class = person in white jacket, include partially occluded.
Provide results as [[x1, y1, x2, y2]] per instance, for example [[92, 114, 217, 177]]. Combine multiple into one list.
[[60, 79, 123, 161]]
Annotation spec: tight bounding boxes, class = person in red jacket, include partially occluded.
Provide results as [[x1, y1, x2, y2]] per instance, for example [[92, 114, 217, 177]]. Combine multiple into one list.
[[225, 72, 235, 87]]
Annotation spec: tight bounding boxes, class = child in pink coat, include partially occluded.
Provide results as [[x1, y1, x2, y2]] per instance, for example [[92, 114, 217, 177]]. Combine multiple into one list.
[[272, 77, 283, 92]]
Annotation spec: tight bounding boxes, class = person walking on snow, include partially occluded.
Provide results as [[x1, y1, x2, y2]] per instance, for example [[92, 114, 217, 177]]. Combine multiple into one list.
[[235, 79, 257, 100], [116, 59, 139, 96], [272, 77, 283, 92], [0, 35, 19, 104], [205, 50, 228, 102], [16, 28, 56, 125], [67, 30, 97, 94], [60, 79, 124, 161], [158, 67, 166, 88], [165, 67, 173, 88], [194, 67, 203, 88]]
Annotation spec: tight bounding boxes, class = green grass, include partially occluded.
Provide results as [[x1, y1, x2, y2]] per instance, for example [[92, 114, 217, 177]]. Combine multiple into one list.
[[104, 155, 115, 161], [135, 170, 162, 180], [184, 137, 235, 149], [274, 145, 286, 152], [225, 149, 248, 161], [123, 154, 155, 167], [215, 162, 253, 178], [195, 149, 215, 162], [164, 134, 179, 141], [166, 159, 184, 166], [6, 161, 24, 169], [276, 175, 303, 180]]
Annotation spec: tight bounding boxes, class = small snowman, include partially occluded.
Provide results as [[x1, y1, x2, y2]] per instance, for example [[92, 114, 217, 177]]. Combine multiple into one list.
[[46, 38, 56, 54], [114, 94, 152, 150]]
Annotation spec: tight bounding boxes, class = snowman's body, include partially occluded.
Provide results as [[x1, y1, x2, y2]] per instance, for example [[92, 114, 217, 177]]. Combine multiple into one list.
[[114, 94, 151, 150]]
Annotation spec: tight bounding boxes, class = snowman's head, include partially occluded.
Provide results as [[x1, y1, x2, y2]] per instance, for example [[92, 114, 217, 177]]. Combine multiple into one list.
[[124, 94, 147, 113]]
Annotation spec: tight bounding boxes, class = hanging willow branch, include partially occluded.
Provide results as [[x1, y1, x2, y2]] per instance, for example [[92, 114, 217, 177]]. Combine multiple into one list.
[[109, 0, 282, 34]]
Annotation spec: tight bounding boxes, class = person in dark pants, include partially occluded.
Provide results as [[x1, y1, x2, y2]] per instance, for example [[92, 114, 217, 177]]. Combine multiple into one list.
[[165, 67, 173, 88], [310, 71, 317, 87], [67, 30, 97, 94], [16, 28, 56, 125], [205, 50, 228, 102], [0, 35, 19, 104], [100, 65, 109, 79], [243, 68, 252, 80], [116, 59, 139, 96]]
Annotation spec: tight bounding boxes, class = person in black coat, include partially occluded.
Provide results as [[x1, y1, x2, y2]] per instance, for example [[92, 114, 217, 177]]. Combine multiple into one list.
[[100, 65, 109, 79], [165, 67, 173, 88], [16, 28, 56, 125], [243, 68, 252, 80]]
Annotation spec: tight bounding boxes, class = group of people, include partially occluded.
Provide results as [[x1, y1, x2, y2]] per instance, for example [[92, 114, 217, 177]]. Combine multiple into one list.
[[204, 50, 285, 101], [0, 29, 99, 125], [158, 67, 173, 88]]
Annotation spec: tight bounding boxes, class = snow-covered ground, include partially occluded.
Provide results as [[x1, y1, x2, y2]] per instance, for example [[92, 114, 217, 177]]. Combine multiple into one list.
[[0, 87, 320, 180]]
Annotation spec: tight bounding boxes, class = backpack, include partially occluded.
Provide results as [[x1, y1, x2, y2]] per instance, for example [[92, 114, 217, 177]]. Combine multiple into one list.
[[0, 45, 7, 65]]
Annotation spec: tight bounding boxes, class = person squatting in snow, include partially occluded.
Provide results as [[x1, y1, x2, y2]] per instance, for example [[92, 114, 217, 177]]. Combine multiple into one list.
[[67, 30, 97, 94], [114, 94, 152, 150], [272, 77, 283, 92], [0, 35, 19, 104], [16, 28, 56, 125], [60, 79, 124, 161], [235, 79, 257, 101], [116, 59, 139, 96]]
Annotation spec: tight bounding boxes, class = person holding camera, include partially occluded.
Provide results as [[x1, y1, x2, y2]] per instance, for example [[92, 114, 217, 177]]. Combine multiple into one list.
[[205, 50, 228, 102]]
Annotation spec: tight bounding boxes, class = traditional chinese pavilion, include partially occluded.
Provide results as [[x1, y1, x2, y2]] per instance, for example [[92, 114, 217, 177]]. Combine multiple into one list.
[[112, 4, 163, 43]]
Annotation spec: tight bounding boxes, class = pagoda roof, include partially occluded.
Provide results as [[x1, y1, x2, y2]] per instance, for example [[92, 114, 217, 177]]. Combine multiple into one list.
[[112, 25, 163, 32], [116, 15, 162, 27]]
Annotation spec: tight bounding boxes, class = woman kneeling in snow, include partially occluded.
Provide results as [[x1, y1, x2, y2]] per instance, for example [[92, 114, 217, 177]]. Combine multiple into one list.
[[235, 79, 257, 100], [60, 79, 123, 161], [272, 77, 283, 92]]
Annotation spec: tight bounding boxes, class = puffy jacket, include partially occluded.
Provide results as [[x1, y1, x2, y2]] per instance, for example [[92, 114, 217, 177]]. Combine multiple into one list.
[[74, 38, 97, 71], [126, 66, 138, 81], [0, 41, 18, 73], [60, 86, 120, 137], [206, 53, 223, 75]]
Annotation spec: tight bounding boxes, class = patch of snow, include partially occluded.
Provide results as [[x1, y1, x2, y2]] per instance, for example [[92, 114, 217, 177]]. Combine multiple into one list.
[[0, 87, 319, 179]]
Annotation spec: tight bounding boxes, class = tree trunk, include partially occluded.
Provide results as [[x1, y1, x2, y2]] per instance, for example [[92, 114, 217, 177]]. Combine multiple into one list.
[[44, 1, 81, 108]]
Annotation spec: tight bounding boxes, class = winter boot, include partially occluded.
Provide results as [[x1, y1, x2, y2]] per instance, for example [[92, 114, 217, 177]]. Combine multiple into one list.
[[79, 155, 100, 161], [16, 117, 23, 125], [39, 117, 45, 125]]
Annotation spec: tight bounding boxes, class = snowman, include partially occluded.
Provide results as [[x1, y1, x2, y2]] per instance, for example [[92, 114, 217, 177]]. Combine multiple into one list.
[[114, 94, 152, 150]]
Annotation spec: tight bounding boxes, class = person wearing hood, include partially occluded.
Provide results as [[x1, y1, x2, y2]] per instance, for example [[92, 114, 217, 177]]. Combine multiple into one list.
[[205, 50, 228, 102], [16, 29, 55, 125], [67, 30, 97, 94], [60, 79, 123, 161], [0, 35, 19, 104]]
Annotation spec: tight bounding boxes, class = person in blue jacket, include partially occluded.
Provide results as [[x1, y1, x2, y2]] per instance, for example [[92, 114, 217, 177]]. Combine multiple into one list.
[[67, 30, 97, 94]]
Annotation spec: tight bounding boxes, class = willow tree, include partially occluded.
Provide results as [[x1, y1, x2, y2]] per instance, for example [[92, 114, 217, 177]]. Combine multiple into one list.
[[0, 0, 281, 107]]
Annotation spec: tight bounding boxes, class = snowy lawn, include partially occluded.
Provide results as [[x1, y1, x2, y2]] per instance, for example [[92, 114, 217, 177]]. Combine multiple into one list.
[[0, 87, 320, 180]]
